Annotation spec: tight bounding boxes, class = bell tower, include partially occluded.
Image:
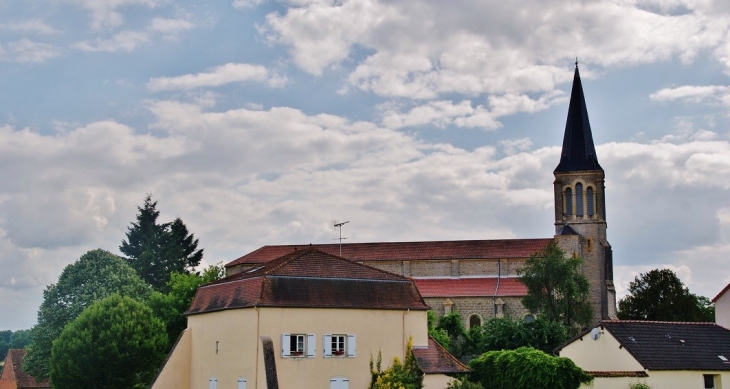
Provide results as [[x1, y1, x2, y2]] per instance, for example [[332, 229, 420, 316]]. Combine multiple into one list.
[[553, 63, 617, 322]]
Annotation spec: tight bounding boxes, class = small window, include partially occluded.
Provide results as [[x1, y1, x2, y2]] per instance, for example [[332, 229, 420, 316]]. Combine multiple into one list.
[[209, 378, 217, 389], [524, 314, 535, 323], [281, 333, 315, 358], [468, 314, 482, 329], [586, 186, 594, 216], [324, 334, 356, 357], [704, 374, 716, 389], [237, 378, 247, 389], [575, 183, 583, 216], [565, 188, 573, 216]]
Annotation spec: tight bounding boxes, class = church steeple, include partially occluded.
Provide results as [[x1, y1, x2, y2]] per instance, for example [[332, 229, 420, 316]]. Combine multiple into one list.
[[554, 64, 602, 173]]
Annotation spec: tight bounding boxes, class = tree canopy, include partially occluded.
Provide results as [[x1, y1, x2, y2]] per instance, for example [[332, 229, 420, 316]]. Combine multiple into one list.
[[468, 347, 592, 389], [618, 268, 713, 321], [120, 194, 203, 290], [24, 249, 152, 381], [468, 317, 569, 355], [147, 263, 225, 348], [517, 242, 593, 330], [0, 329, 31, 364], [50, 294, 167, 389]]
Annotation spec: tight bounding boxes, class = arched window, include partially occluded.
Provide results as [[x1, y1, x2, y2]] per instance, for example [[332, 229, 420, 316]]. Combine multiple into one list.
[[565, 187, 573, 216], [468, 314, 483, 329], [575, 183, 583, 216], [586, 186, 594, 216]]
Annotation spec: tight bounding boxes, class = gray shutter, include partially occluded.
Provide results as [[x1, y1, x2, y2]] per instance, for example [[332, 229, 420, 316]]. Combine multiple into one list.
[[307, 334, 316, 358], [281, 334, 290, 357], [324, 334, 332, 357], [346, 334, 356, 357]]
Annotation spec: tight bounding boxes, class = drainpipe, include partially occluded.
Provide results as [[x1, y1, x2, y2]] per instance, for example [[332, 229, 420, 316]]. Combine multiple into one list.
[[493, 260, 501, 316], [255, 306, 260, 389]]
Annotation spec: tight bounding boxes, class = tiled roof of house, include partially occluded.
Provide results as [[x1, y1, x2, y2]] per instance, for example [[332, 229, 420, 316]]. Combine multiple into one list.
[[561, 321, 730, 371], [414, 277, 527, 298], [187, 248, 430, 315], [585, 371, 648, 378], [0, 349, 52, 389], [412, 338, 470, 374], [226, 238, 553, 267]]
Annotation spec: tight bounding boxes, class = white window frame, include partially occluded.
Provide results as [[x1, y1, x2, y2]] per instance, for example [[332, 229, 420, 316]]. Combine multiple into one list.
[[237, 378, 247, 389], [323, 334, 356, 357], [281, 333, 315, 358], [209, 377, 217, 389]]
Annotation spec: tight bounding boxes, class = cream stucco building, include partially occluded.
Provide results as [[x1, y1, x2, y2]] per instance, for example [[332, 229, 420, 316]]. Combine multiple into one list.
[[557, 321, 730, 389], [150, 248, 468, 389], [714, 283, 730, 330]]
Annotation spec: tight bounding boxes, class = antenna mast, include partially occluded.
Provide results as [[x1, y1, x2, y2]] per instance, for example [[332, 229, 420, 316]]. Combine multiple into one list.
[[333, 221, 349, 257]]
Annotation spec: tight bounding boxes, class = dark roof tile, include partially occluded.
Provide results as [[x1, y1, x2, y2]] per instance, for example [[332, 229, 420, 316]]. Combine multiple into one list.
[[188, 249, 429, 315], [601, 321, 730, 371], [227, 239, 553, 267], [413, 338, 470, 374]]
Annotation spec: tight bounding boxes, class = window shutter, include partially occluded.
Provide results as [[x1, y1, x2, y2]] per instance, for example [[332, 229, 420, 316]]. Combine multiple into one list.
[[587, 186, 594, 216], [307, 334, 316, 358], [565, 188, 572, 216], [575, 183, 583, 216], [209, 378, 217, 389], [281, 334, 290, 357], [237, 378, 247, 389], [346, 334, 356, 357], [324, 334, 332, 357]]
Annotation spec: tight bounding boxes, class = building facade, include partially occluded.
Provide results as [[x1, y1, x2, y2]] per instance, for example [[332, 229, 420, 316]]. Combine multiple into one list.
[[225, 65, 617, 325]]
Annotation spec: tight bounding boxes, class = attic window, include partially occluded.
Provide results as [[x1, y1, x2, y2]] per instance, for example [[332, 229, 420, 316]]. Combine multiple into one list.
[[720, 355, 729, 363], [628, 336, 635, 342], [246, 266, 265, 273]]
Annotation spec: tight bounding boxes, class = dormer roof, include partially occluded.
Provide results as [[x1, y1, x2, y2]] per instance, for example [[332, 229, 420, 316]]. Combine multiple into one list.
[[554, 65, 603, 173]]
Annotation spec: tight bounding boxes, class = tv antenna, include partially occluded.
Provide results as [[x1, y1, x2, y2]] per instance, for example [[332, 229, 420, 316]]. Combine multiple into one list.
[[332, 220, 349, 257]]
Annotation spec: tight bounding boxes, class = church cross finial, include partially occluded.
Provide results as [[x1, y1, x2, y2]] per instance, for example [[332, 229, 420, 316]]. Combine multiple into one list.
[[575, 57, 578, 68]]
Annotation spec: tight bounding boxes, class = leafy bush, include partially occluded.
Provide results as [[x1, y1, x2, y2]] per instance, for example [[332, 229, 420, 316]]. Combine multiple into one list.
[[469, 317, 568, 355], [369, 338, 423, 389], [446, 377, 483, 389], [468, 347, 592, 389], [629, 380, 652, 389]]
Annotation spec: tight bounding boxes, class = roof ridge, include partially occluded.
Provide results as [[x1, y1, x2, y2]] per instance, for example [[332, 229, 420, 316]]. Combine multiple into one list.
[[603, 320, 719, 325]]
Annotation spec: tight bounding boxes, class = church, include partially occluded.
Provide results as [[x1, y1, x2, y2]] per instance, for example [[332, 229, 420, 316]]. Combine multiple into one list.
[[225, 64, 618, 326]]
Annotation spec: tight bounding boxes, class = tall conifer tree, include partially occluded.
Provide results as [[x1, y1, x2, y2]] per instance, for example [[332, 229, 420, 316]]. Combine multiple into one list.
[[120, 194, 203, 290]]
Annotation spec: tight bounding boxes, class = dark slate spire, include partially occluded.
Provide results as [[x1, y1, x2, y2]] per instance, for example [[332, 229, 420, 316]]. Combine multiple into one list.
[[554, 63, 602, 173]]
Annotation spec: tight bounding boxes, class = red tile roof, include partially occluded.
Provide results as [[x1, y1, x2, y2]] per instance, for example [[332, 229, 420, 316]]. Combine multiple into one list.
[[585, 371, 648, 378], [187, 248, 430, 315], [412, 338, 470, 374], [226, 239, 553, 267], [0, 350, 51, 389], [414, 277, 527, 298]]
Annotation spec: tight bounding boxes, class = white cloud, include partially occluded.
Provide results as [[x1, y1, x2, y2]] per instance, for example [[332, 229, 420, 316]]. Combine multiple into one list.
[[232, 0, 266, 9], [379, 91, 565, 130], [148, 63, 287, 91], [73, 30, 150, 52], [264, 0, 730, 99], [0, 19, 60, 34], [650, 85, 730, 105], [0, 38, 62, 63], [62, 0, 162, 30], [150, 18, 195, 34]]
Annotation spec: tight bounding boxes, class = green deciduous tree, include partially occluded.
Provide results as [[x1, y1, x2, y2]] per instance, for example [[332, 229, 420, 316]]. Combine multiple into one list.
[[120, 194, 204, 291], [0, 329, 31, 365], [427, 311, 450, 349], [469, 317, 568, 355], [618, 269, 713, 321], [24, 249, 152, 381], [518, 242, 593, 330], [468, 347, 592, 389], [147, 263, 225, 348], [50, 294, 167, 389], [436, 311, 470, 358]]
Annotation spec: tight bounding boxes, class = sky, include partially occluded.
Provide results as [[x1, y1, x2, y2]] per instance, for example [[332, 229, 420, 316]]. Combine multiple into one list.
[[1, 0, 730, 330]]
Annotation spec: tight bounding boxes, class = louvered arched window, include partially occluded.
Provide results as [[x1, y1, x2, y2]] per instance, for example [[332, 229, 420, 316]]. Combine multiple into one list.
[[587, 186, 594, 216], [575, 183, 583, 216], [565, 188, 572, 216]]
